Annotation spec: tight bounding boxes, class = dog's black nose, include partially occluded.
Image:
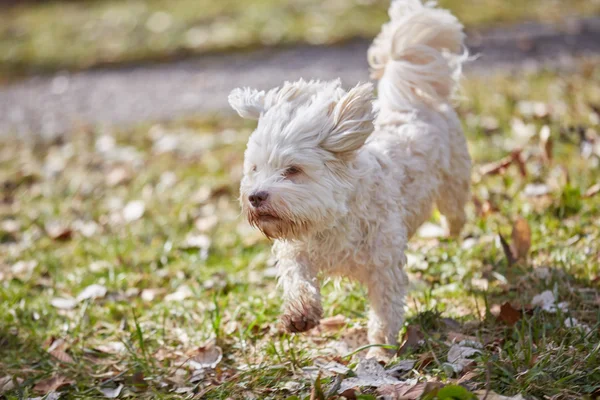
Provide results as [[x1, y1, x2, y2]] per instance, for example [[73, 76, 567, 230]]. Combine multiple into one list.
[[249, 191, 269, 208]]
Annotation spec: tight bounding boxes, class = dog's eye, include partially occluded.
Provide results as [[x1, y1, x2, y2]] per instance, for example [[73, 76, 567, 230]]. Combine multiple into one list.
[[283, 166, 301, 177], [251, 165, 257, 172]]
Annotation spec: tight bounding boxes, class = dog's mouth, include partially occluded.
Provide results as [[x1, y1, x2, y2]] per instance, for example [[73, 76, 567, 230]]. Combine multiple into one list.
[[256, 212, 280, 222]]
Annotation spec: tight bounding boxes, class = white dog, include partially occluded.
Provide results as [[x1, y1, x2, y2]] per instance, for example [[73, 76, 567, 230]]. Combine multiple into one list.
[[229, 0, 471, 358]]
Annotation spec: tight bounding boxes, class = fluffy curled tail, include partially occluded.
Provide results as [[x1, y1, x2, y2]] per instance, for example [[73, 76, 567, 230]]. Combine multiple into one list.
[[368, 0, 467, 109]]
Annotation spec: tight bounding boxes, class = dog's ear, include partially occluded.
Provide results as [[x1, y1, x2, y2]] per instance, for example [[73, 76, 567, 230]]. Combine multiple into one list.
[[228, 87, 265, 120], [321, 83, 374, 154]]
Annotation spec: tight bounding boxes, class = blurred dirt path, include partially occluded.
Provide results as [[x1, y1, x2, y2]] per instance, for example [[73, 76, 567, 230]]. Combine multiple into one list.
[[1, 17, 600, 138]]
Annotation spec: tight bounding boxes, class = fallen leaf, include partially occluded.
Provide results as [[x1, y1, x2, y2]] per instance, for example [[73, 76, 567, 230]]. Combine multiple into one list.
[[123, 200, 145, 222], [510, 217, 531, 261], [45, 221, 73, 241], [531, 290, 568, 313], [33, 375, 74, 394], [99, 384, 124, 398], [474, 390, 526, 400], [584, 183, 600, 198], [11, 260, 37, 277], [329, 327, 369, 355], [338, 358, 400, 393], [77, 284, 107, 302], [564, 317, 591, 333], [445, 340, 483, 374], [50, 297, 77, 310], [319, 315, 347, 332], [387, 360, 416, 378], [398, 325, 424, 355], [0, 375, 22, 394], [95, 341, 127, 354], [511, 150, 527, 177], [447, 332, 478, 343], [313, 359, 351, 375], [47, 339, 74, 364], [106, 167, 131, 187], [539, 125, 553, 163], [377, 381, 435, 399], [195, 215, 219, 232], [498, 302, 521, 326], [188, 340, 223, 370], [165, 285, 193, 302], [523, 183, 551, 197], [458, 371, 479, 384]]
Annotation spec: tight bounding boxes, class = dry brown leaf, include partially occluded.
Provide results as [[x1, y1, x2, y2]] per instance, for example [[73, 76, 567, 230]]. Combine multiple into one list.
[[584, 183, 600, 198], [458, 370, 479, 384], [539, 125, 553, 163], [47, 338, 75, 364], [0, 375, 22, 394], [45, 222, 73, 241], [511, 217, 531, 260], [49, 349, 75, 364], [33, 375, 74, 394], [105, 166, 132, 187], [498, 302, 522, 326], [188, 340, 223, 370], [398, 325, 423, 355], [512, 150, 528, 177], [318, 315, 347, 332], [377, 381, 443, 400]]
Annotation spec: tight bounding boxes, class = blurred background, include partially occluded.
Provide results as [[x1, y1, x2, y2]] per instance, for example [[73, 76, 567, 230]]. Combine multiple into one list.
[[1, 1, 600, 399]]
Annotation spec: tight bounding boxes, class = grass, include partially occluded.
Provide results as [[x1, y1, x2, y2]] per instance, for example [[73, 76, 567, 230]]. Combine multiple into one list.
[[1, 59, 600, 399], [1, 0, 600, 82]]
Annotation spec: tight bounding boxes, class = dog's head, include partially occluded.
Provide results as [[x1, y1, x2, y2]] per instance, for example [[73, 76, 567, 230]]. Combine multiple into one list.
[[229, 79, 375, 239]]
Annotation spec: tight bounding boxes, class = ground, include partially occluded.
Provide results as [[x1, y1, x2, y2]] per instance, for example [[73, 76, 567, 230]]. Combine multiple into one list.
[[1, 58, 599, 399], [1, 0, 600, 81]]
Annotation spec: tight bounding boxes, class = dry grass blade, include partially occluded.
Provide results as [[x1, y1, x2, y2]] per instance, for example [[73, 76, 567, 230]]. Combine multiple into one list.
[[479, 153, 515, 176], [310, 372, 325, 400], [498, 233, 515, 267], [511, 217, 531, 261]]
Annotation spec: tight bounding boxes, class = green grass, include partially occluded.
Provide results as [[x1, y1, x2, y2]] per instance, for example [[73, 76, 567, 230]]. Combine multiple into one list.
[[1, 60, 600, 399], [1, 0, 600, 82]]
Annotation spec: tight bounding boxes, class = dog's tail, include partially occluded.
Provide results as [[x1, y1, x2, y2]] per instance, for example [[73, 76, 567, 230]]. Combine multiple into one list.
[[368, 0, 467, 110]]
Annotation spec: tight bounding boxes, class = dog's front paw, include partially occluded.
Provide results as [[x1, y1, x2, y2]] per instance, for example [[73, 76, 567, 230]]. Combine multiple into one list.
[[280, 302, 322, 333]]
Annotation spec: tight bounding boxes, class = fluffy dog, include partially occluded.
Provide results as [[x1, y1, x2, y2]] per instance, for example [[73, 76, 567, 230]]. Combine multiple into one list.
[[228, 0, 471, 358]]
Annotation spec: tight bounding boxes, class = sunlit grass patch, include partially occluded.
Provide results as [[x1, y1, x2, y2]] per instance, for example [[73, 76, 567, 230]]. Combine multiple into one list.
[[1, 60, 600, 398]]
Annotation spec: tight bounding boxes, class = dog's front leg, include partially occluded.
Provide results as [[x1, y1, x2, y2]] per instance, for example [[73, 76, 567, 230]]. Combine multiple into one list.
[[277, 253, 322, 333]]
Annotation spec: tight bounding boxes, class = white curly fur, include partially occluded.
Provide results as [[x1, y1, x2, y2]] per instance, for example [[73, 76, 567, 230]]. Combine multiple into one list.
[[229, 0, 471, 358]]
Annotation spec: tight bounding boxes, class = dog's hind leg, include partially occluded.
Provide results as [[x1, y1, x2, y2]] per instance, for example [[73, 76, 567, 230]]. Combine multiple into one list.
[[437, 174, 469, 237], [437, 135, 471, 237], [365, 264, 408, 360]]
